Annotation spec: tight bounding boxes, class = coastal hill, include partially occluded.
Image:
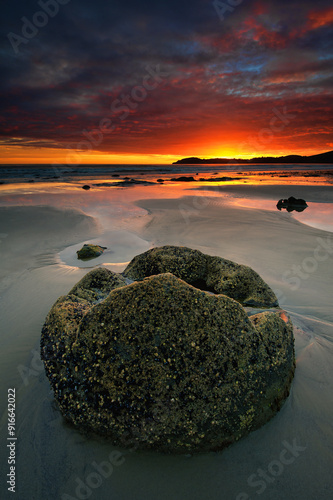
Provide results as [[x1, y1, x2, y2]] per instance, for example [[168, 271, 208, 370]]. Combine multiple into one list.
[[173, 150, 333, 165]]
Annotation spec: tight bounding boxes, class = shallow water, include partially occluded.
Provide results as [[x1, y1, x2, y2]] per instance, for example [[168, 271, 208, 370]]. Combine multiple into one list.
[[0, 169, 332, 500], [224, 197, 333, 233]]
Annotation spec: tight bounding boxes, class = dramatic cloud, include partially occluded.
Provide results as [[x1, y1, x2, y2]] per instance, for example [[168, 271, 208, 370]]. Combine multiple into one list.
[[0, 0, 332, 162]]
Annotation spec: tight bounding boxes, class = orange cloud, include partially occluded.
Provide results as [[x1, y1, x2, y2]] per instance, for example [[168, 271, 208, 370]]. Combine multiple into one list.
[[263, 72, 313, 85], [308, 6, 333, 30], [292, 6, 333, 39]]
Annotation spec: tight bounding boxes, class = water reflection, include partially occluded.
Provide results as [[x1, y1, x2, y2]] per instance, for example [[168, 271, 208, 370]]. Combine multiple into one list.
[[229, 197, 333, 232], [291, 202, 333, 232], [1, 175, 332, 235]]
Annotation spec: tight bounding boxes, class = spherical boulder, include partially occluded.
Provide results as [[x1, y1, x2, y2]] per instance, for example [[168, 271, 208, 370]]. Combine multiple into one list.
[[41, 255, 295, 453]]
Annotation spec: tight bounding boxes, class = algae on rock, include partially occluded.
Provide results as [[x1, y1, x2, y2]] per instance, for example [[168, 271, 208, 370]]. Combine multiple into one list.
[[41, 247, 295, 453], [77, 244, 107, 260], [123, 245, 278, 307]]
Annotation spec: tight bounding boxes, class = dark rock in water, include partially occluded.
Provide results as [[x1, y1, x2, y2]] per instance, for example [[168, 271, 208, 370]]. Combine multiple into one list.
[[277, 197, 308, 212], [41, 247, 295, 454], [93, 180, 155, 187], [119, 179, 155, 186], [170, 176, 196, 182], [82, 185, 91, 190], [76, 244, 107, 260], [157, 179, 164, 183], [92, 183, 114, 187], [199, 177, 232, 182], [124, 246, 278, 307], [205, 176, 234, 182]]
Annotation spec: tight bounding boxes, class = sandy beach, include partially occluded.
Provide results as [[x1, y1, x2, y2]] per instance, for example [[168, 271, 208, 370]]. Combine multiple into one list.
[[2, 0, 333, 495], [0, 173, 333, 500]]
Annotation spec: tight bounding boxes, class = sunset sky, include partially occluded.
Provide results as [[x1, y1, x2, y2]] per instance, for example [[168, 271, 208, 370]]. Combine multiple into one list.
[[1, 0, 333, 164]]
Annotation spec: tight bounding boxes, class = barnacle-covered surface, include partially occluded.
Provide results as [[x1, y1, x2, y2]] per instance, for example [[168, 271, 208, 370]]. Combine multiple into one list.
[[76, 244, 107, 260], [41, 258, 295, 454], [123, 246, 278, 307], [69, 267, 127, 303]]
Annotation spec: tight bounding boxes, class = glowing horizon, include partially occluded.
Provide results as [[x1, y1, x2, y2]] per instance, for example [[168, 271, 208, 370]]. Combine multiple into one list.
[[1, 2, 332, 165], [0, 144, 330, 165]]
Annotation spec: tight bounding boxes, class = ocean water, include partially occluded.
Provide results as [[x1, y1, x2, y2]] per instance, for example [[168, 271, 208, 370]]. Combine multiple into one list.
[[1, 162, 333, 184]]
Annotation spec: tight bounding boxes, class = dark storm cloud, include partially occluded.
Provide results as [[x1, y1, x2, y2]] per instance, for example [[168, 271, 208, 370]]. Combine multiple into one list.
[[0, 0, 332, 154]]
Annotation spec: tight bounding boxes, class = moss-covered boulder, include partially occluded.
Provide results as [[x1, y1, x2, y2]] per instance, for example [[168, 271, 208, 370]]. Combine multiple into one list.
[[41, 261, 295, 454], [77, 244, 107, 260], [69, 267, 127, 302], [123, 246, 278, 307]]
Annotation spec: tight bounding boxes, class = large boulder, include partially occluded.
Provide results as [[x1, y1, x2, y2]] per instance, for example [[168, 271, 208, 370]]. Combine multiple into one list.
[[123, 246, 278, 307], [41, 250, 295, 454]]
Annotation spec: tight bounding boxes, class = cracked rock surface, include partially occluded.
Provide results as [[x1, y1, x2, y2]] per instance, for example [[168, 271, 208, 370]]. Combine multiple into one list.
[[123, 246, 278, 307], [41, 247, 295, 453]]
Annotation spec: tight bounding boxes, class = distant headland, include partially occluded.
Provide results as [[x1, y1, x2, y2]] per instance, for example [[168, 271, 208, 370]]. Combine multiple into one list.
[[173, 150, 333, 165]]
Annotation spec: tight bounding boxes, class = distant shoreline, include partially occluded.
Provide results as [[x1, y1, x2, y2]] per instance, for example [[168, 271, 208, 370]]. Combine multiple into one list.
[[173, 150, 333, 165]]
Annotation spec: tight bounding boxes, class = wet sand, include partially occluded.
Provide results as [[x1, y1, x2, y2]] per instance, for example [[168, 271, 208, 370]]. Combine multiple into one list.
[[0, 182, 333, 500]]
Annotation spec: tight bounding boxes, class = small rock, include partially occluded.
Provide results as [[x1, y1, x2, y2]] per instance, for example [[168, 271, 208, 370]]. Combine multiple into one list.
[[170, 176, 196, 182], [277, 197, 308, 212], [76, 244, 107, 260]]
